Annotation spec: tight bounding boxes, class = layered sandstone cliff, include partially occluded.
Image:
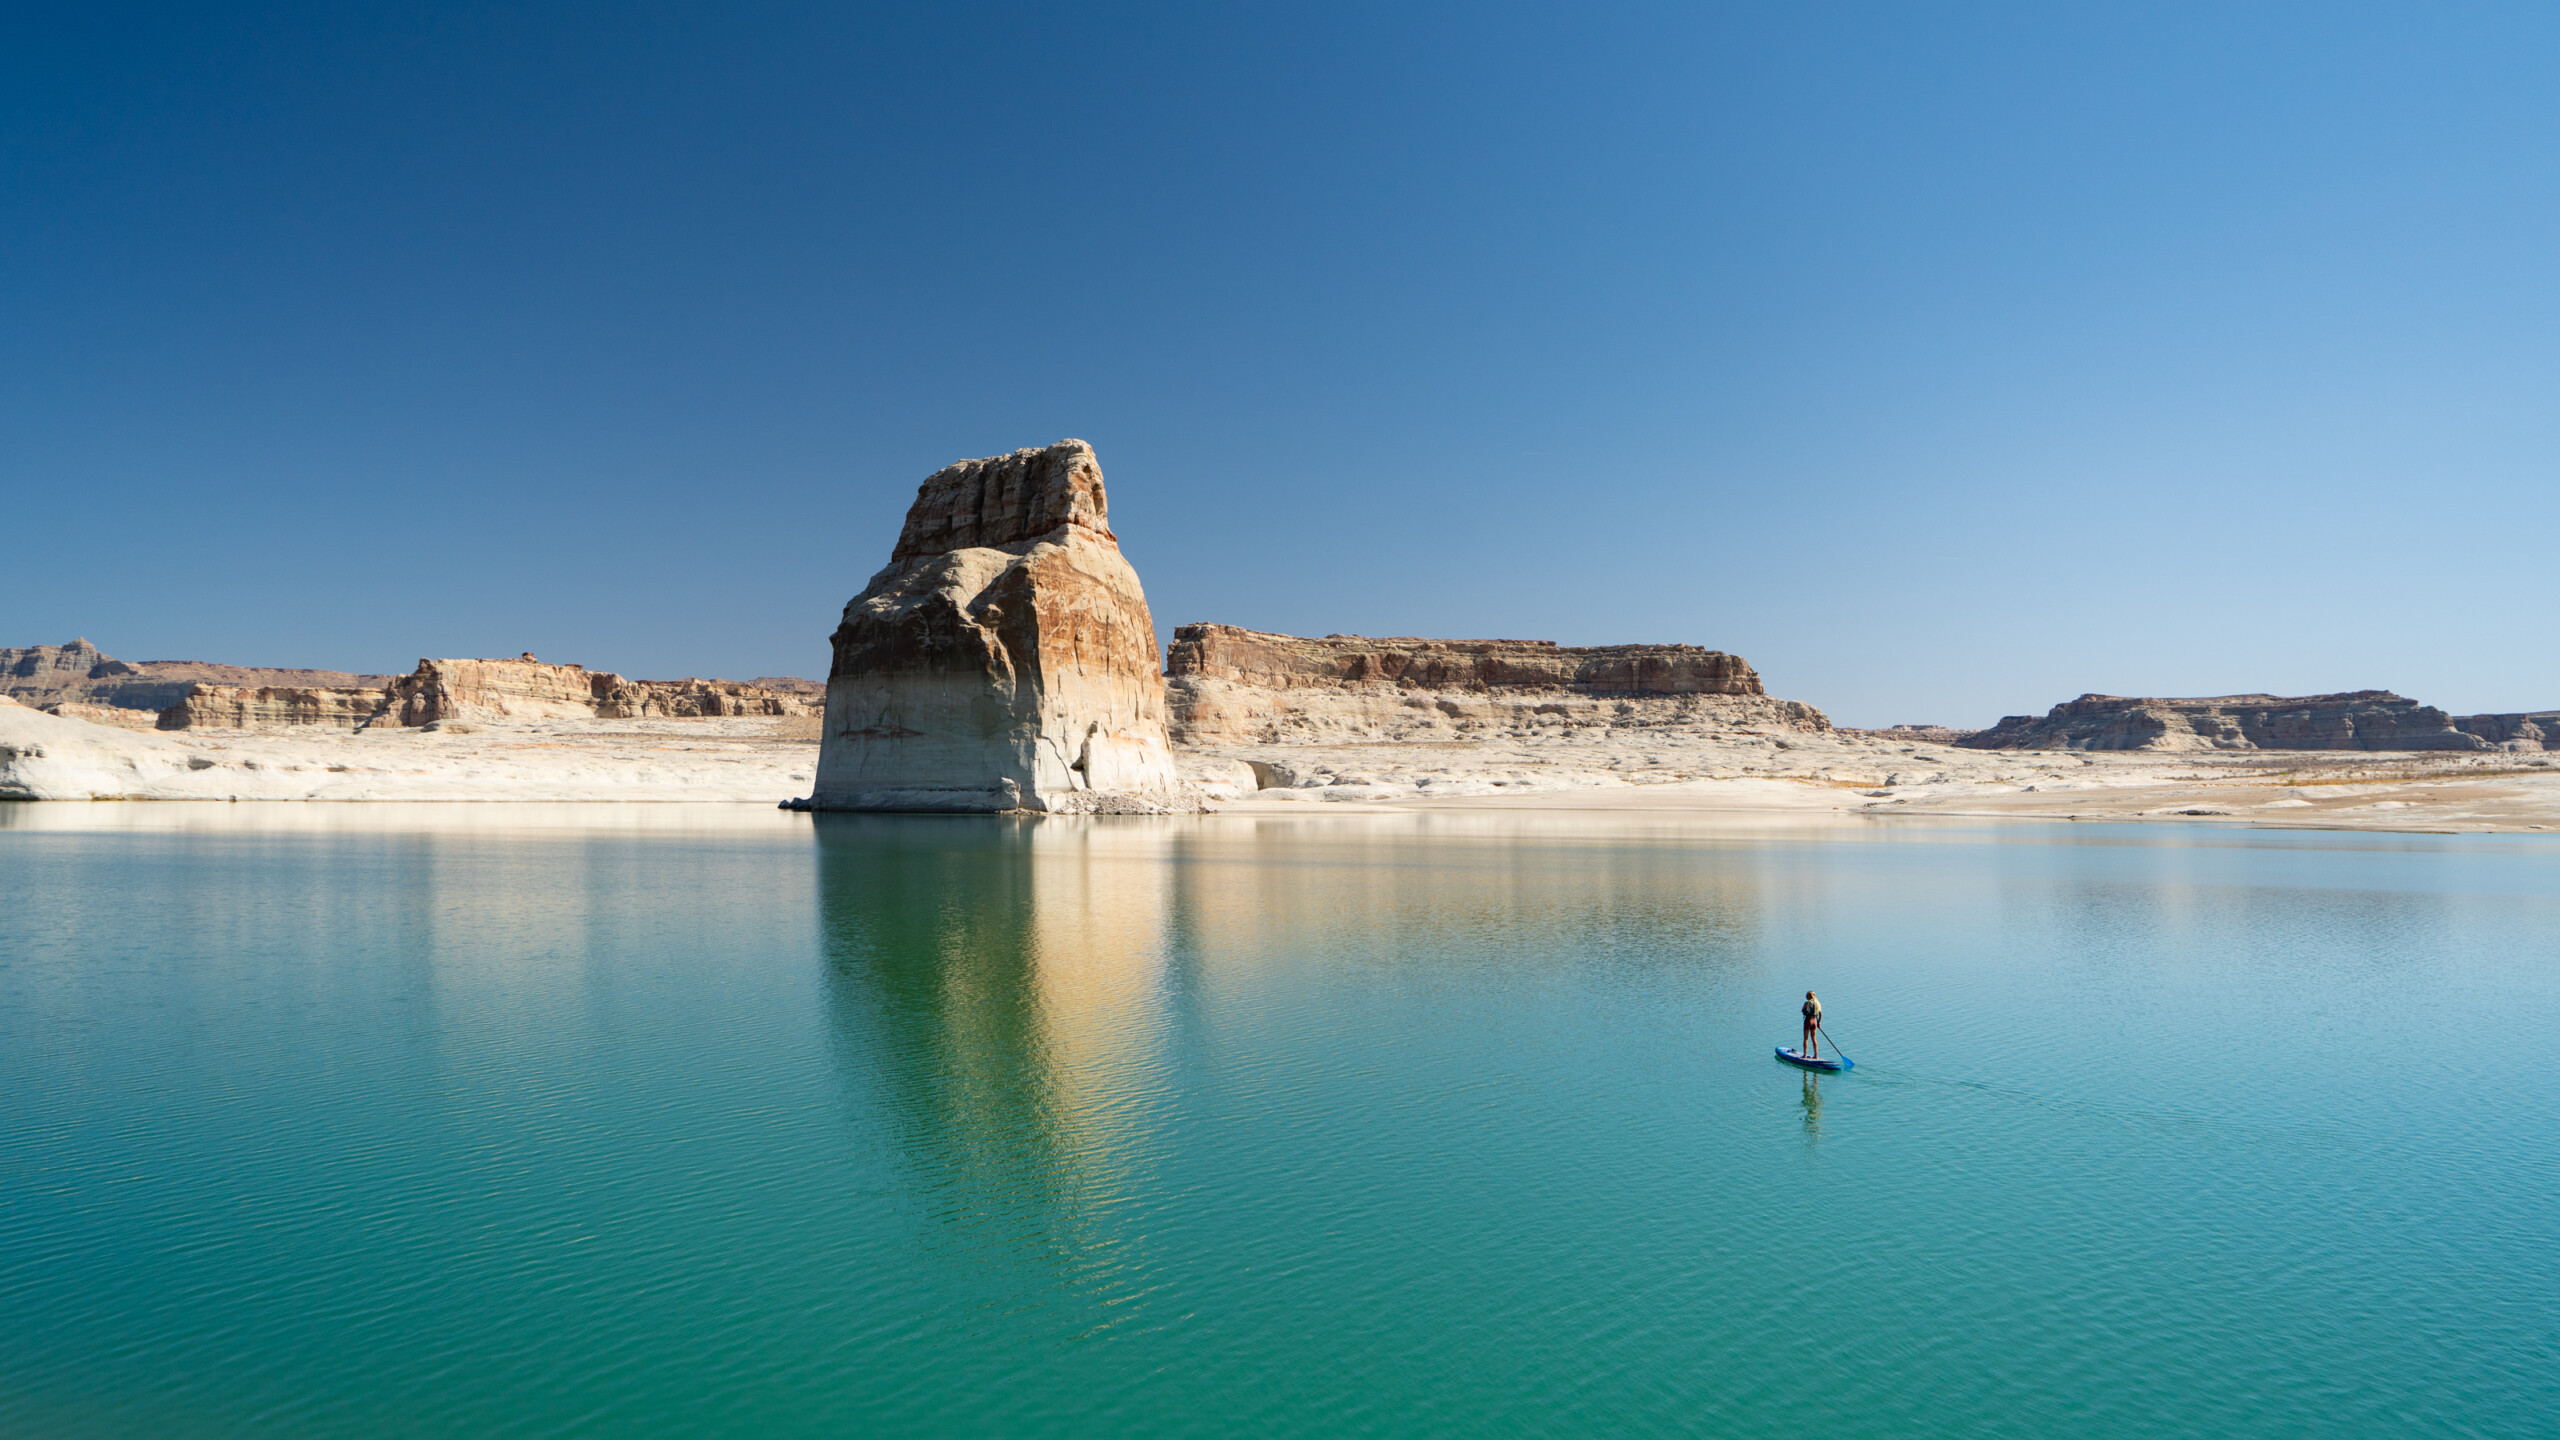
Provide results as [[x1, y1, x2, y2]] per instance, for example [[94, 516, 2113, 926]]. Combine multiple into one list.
[[162, 685, 403, 731], [2455, 711, 2560, 752], [813, 439, 1180, 812], [1959, 691, 2494, 752], [1163, 624, 1829, 746], [379, 656, 815, 727], [1168, 626, 1771, 696], [385, 656, 598, 725], [7, 640, 819, 732], [382, 657, 820, 727]]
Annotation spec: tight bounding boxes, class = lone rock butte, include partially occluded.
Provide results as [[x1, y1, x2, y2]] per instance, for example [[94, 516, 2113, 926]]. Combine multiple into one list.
[[812, 439, 1180, 811]]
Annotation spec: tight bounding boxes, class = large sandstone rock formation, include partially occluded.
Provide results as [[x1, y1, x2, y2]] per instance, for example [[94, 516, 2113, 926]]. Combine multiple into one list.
[[813, 439, 1179, 812], [1960, 691, 2494, 752], [1163, 624, 1829, 746]]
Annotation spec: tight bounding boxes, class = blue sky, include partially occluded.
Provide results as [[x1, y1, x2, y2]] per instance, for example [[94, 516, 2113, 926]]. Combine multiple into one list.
[[5, 2, 2555, 726]]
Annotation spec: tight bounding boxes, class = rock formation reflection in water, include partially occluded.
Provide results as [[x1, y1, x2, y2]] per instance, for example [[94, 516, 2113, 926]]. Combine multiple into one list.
[[817, 813, 1770, 1309], [817, 816, 1178, 1294]]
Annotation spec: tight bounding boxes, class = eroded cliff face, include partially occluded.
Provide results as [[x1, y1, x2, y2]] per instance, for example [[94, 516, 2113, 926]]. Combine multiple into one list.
[[380, 658, 820, 727], [813, 439, 1179, 812], [0, 639, 130, 696], [2, 641, 821, 732], [2456, 712, 2560, 752], [161, 686, 399, 731], [1168, 625, 1769, 696], [1959, 692, 2497, 752], [388, 657, 598, 725], [1163, 624, 1829, 746]]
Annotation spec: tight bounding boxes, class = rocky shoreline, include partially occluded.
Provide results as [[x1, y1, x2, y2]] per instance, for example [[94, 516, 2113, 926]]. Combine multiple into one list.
[[9, 688, 2554, 832]]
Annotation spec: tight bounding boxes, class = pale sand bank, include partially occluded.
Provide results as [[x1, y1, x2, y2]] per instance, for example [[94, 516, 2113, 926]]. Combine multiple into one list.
[[9, 696, 2556, 834], [1198, 740, 2560, 834]]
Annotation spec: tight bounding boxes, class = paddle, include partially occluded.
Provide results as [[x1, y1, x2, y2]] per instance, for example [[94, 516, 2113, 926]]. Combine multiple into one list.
[[1817, 1023, 1853, 1068]]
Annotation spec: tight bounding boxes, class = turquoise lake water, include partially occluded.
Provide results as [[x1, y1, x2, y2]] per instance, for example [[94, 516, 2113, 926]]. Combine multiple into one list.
[[2, 805, 2555, 1437]]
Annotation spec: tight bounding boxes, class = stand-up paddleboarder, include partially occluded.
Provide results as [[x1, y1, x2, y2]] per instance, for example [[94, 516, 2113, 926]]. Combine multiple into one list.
[[1800, 991, 1822, 1060]]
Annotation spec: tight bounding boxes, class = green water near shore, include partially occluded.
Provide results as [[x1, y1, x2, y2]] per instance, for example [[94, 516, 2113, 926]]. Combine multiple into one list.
[[3, 807, 2555, 1437]]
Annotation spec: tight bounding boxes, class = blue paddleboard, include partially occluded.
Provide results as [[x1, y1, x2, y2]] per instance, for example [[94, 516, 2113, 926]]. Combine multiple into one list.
[[1776, 1046, 1848, 1071]]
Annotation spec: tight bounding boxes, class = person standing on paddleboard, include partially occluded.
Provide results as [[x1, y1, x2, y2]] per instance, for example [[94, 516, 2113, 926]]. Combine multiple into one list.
[[1801, 991, 1822, 1059]]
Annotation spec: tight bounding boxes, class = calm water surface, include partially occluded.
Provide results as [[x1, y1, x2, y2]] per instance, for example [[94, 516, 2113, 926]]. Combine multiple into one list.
[[2, 804, 2555, 1437]]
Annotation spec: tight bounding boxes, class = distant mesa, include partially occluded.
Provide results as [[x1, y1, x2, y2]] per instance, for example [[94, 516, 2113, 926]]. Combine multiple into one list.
[[1960, 691, 2557, 752], [167, 685, 405, 731], [748, 676, 825, 697], [3, 638, 395, 723], [1840, 723, 1978, 745], [1163, 623, 1829, 746], [379, 657, 816, 728], [1166, 625, 1773, 696], [812, 439, 1180, 812], [2459, 710, 2560, 750], [2, 639, 817, 732]]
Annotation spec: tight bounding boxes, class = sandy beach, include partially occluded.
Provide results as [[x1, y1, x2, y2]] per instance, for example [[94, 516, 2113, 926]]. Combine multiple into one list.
[[1210, 742, 2560, 833]]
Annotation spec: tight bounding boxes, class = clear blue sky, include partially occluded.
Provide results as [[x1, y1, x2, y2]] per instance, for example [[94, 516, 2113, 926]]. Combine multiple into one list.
[[6, 2, 2555, 726]]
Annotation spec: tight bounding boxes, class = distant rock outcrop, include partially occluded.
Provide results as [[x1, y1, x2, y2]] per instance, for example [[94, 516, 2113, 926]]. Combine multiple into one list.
[[1168, 626, 1773, 695], [2453, 711, 2560, 752], [386, 657, 603, 726], [154, 659, 823, 730], [602, 675, 819, 720], [6, 639, 818, 732], [748, 676, 826, 697], [162, 685, 403, 731], [0, 639, 131, 698], [1959, 691, 2494, 752], [3, 639, 394, 718], [1841, 724, 1980, 746], [813, 439, 1180, 812], [384, 657, 819, 727], [1164, 624, 1830, 746]]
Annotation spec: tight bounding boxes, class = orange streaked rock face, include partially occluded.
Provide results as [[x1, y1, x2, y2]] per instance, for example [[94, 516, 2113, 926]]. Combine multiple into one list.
[[815, 440, 1180, 812]]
